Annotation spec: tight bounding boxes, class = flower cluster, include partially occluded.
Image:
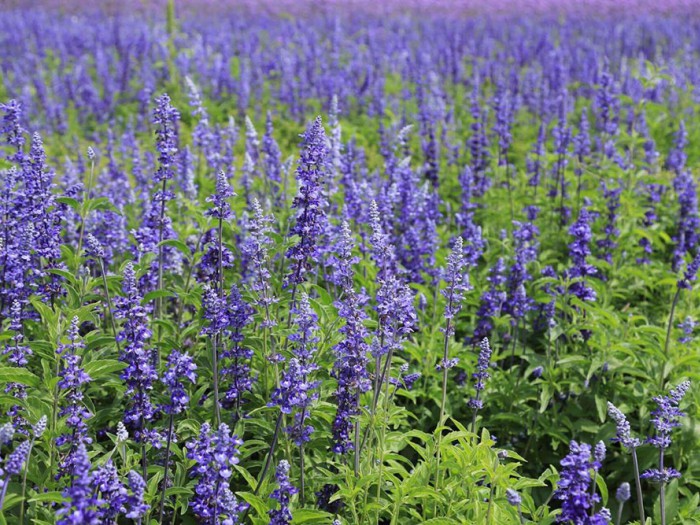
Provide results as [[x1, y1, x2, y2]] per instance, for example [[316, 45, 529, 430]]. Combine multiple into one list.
[[185, 423, 247, 524]]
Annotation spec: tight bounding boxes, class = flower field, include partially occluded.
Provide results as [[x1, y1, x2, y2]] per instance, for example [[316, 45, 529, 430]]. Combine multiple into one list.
[[0, 2, 699, 524]]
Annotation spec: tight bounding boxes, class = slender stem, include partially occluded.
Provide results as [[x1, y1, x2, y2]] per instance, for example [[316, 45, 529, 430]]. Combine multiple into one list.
[[353, 391, 361, 477], [616, 502, 623, 525], [212, 335, 221, 427], [590, 471, 598, 515], [158, 413, 175, 524], [300, 443, 306, 503], [659, 447, 666, 525], [76, 158, 95, 266], [18, 437, 36, 525], [99, 259, 120, 353], [435, 312, 453, 497], [375, 348, 394, 524], [253, 411, 284, 496], [662, 288, 681, 388], [631, 448, 646, 524], [471, 390, 482, 435]]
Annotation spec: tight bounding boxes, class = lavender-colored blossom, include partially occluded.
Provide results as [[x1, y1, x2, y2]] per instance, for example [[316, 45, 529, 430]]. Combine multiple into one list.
[[567, 208, 597, 302], [678, 316, 696, 343], [615, 482, 630, 503], [506, 488, 521, 507], [677, 253, 700, 290], [597, 180, 621, 264], [271, 293, 320, 445], [330, 223, 370, 453], [205, 170, 236, 221], [114, 263, 159, 444], [268, 460, 297, 525], [441, 237, 471, 337], [220, 285, 255, 414], [645, 380, 690, 451], [162, 350, 197, 415], [185, 422, 247, 524], [468, 338, 492, 411], [473, 259, 507, 341], [607, 402, 641, 450], [240, 198, 277, 328], [554, 440, 610, 524], [285, 117, 329, 288], [56, 316, 93, 479]]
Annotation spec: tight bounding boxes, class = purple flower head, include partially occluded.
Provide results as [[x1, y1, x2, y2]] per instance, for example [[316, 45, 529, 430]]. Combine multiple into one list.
[[162, 350, 197, 415], [678, 316, 696, 344], [220, 285, 255, 413], [285, 117, 329, 288], [646, 380, 690, 450], [185, 423, 247, 524], [330, 223, 371, 454], [269, 459, 297, 525], [4, 439, 30, 477], [206, 170, 236, 221], [567, 208, 597, 302], [0, 99, 25, 163], [262, 112, 282, 187], [271, 293, 320, 445], [678, 253, 700, 290], [241, 199, 277, 327], [607, 402, 641, 450], [153, 93, 180, 184], [441, 236, 471, 334], [114, 263, 158, 443], [125, 471, 149, 519], [468, 338, 492, 410], [615, 482, 630, 503], [473, 259, 507, 341], [55, 316, 92, 477], [554, 440, 610, 524], [506, 488, 521, 507]]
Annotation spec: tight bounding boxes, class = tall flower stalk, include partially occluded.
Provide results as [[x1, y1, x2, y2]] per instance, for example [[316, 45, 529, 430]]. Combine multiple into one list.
[[607, 402, 644, 523], [205, 170, 236, 425], [435, 237, 470, 490], [641, 381, 690, 525], [152, 94, 179, 331], [285, 116, 329, 313], [469, 338, 492, 434], [158, 350, 196, 523]]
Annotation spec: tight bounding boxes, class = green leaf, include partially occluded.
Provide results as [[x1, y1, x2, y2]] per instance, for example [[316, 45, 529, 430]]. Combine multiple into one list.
[[0, 367, 40, 388], [83, 360, 126, 379]]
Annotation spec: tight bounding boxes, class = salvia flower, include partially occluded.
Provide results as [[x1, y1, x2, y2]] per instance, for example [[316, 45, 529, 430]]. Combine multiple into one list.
[[162, 350, 197, 415], [646, 380, 691, 449], [114, 263, 159, 444], [506, 488, 522, 507], [271, 293, 320, 445], [567, 207, 597, 302], [468, 338, 492, 411], [285, 117, 329, 288], [607, 402, 641, 450], [220, 285, 255, 414], [56, 316, 92, 479], [441, 236, 471, 336], [185, 422, 247, 524], [678, 316, 696, 344], [615, 482, 630, 503], [241, 199, 277, 327], [205, 170, 236, 221], [330, 223, 371, 453], [554, 440, 610, 524], [269, 459, 298, 525], [677, 253, 700, 290]]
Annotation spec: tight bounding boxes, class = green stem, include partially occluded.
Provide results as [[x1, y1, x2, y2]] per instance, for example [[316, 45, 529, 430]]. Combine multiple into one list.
[[631, 448, 646, 524]]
